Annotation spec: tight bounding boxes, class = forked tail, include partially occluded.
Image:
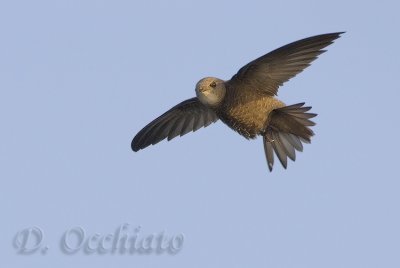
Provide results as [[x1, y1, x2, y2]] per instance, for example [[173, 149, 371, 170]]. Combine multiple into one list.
[[263, 103, 317, 171]]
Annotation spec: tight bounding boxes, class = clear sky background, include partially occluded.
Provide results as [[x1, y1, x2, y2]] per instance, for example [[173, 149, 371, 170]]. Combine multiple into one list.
[[1, 0, 399, 267]]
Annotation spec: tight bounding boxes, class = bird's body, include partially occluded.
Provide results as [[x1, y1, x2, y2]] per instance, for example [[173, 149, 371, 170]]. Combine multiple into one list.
[[131, 32, 343, 171], [216, 84, 285, 139]]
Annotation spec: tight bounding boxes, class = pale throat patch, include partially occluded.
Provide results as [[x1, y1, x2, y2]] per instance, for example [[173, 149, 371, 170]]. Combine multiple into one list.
[[196, 90, 222, 106]]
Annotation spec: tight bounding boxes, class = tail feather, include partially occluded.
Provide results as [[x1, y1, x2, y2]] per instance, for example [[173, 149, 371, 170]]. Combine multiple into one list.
[[279, 132, 296, 161], [262, 103, 317, 171], [263, 137, 274, 172]]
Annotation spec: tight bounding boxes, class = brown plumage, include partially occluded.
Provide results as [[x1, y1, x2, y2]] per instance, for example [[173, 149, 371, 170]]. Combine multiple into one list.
[[131, 32, 343, 171]]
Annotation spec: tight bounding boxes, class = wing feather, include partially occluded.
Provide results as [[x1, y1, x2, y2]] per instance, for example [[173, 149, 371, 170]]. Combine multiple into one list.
[[227, 32, 344, 95], [132, 98, 218, 151]]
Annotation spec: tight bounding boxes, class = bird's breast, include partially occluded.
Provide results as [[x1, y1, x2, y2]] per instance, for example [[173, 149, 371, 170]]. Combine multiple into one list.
[[217, 92, 285, 138]]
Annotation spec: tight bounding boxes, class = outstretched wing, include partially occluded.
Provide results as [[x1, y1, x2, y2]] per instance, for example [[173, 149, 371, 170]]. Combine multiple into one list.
[[228, 32, 344, 96], [131, 97, 218, 151]]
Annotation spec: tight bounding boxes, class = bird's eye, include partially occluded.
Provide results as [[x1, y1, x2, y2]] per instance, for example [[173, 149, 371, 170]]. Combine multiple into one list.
[[210, 81, 217, 88]]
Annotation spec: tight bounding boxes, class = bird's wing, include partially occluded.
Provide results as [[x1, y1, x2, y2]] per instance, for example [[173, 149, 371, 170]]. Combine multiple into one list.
[[227, 32, 344, 96], [131, 97, 219, 151]]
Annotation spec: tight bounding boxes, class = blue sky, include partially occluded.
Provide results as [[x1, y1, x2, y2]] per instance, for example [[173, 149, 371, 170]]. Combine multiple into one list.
[[1, 0, 399, 267]]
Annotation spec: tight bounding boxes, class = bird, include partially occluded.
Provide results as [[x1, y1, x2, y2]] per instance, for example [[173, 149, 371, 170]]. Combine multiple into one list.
[[131, 32, 343, 171]]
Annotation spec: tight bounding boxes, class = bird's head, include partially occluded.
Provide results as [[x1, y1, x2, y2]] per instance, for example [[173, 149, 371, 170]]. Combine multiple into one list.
[[195, 77, 226, 107]]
